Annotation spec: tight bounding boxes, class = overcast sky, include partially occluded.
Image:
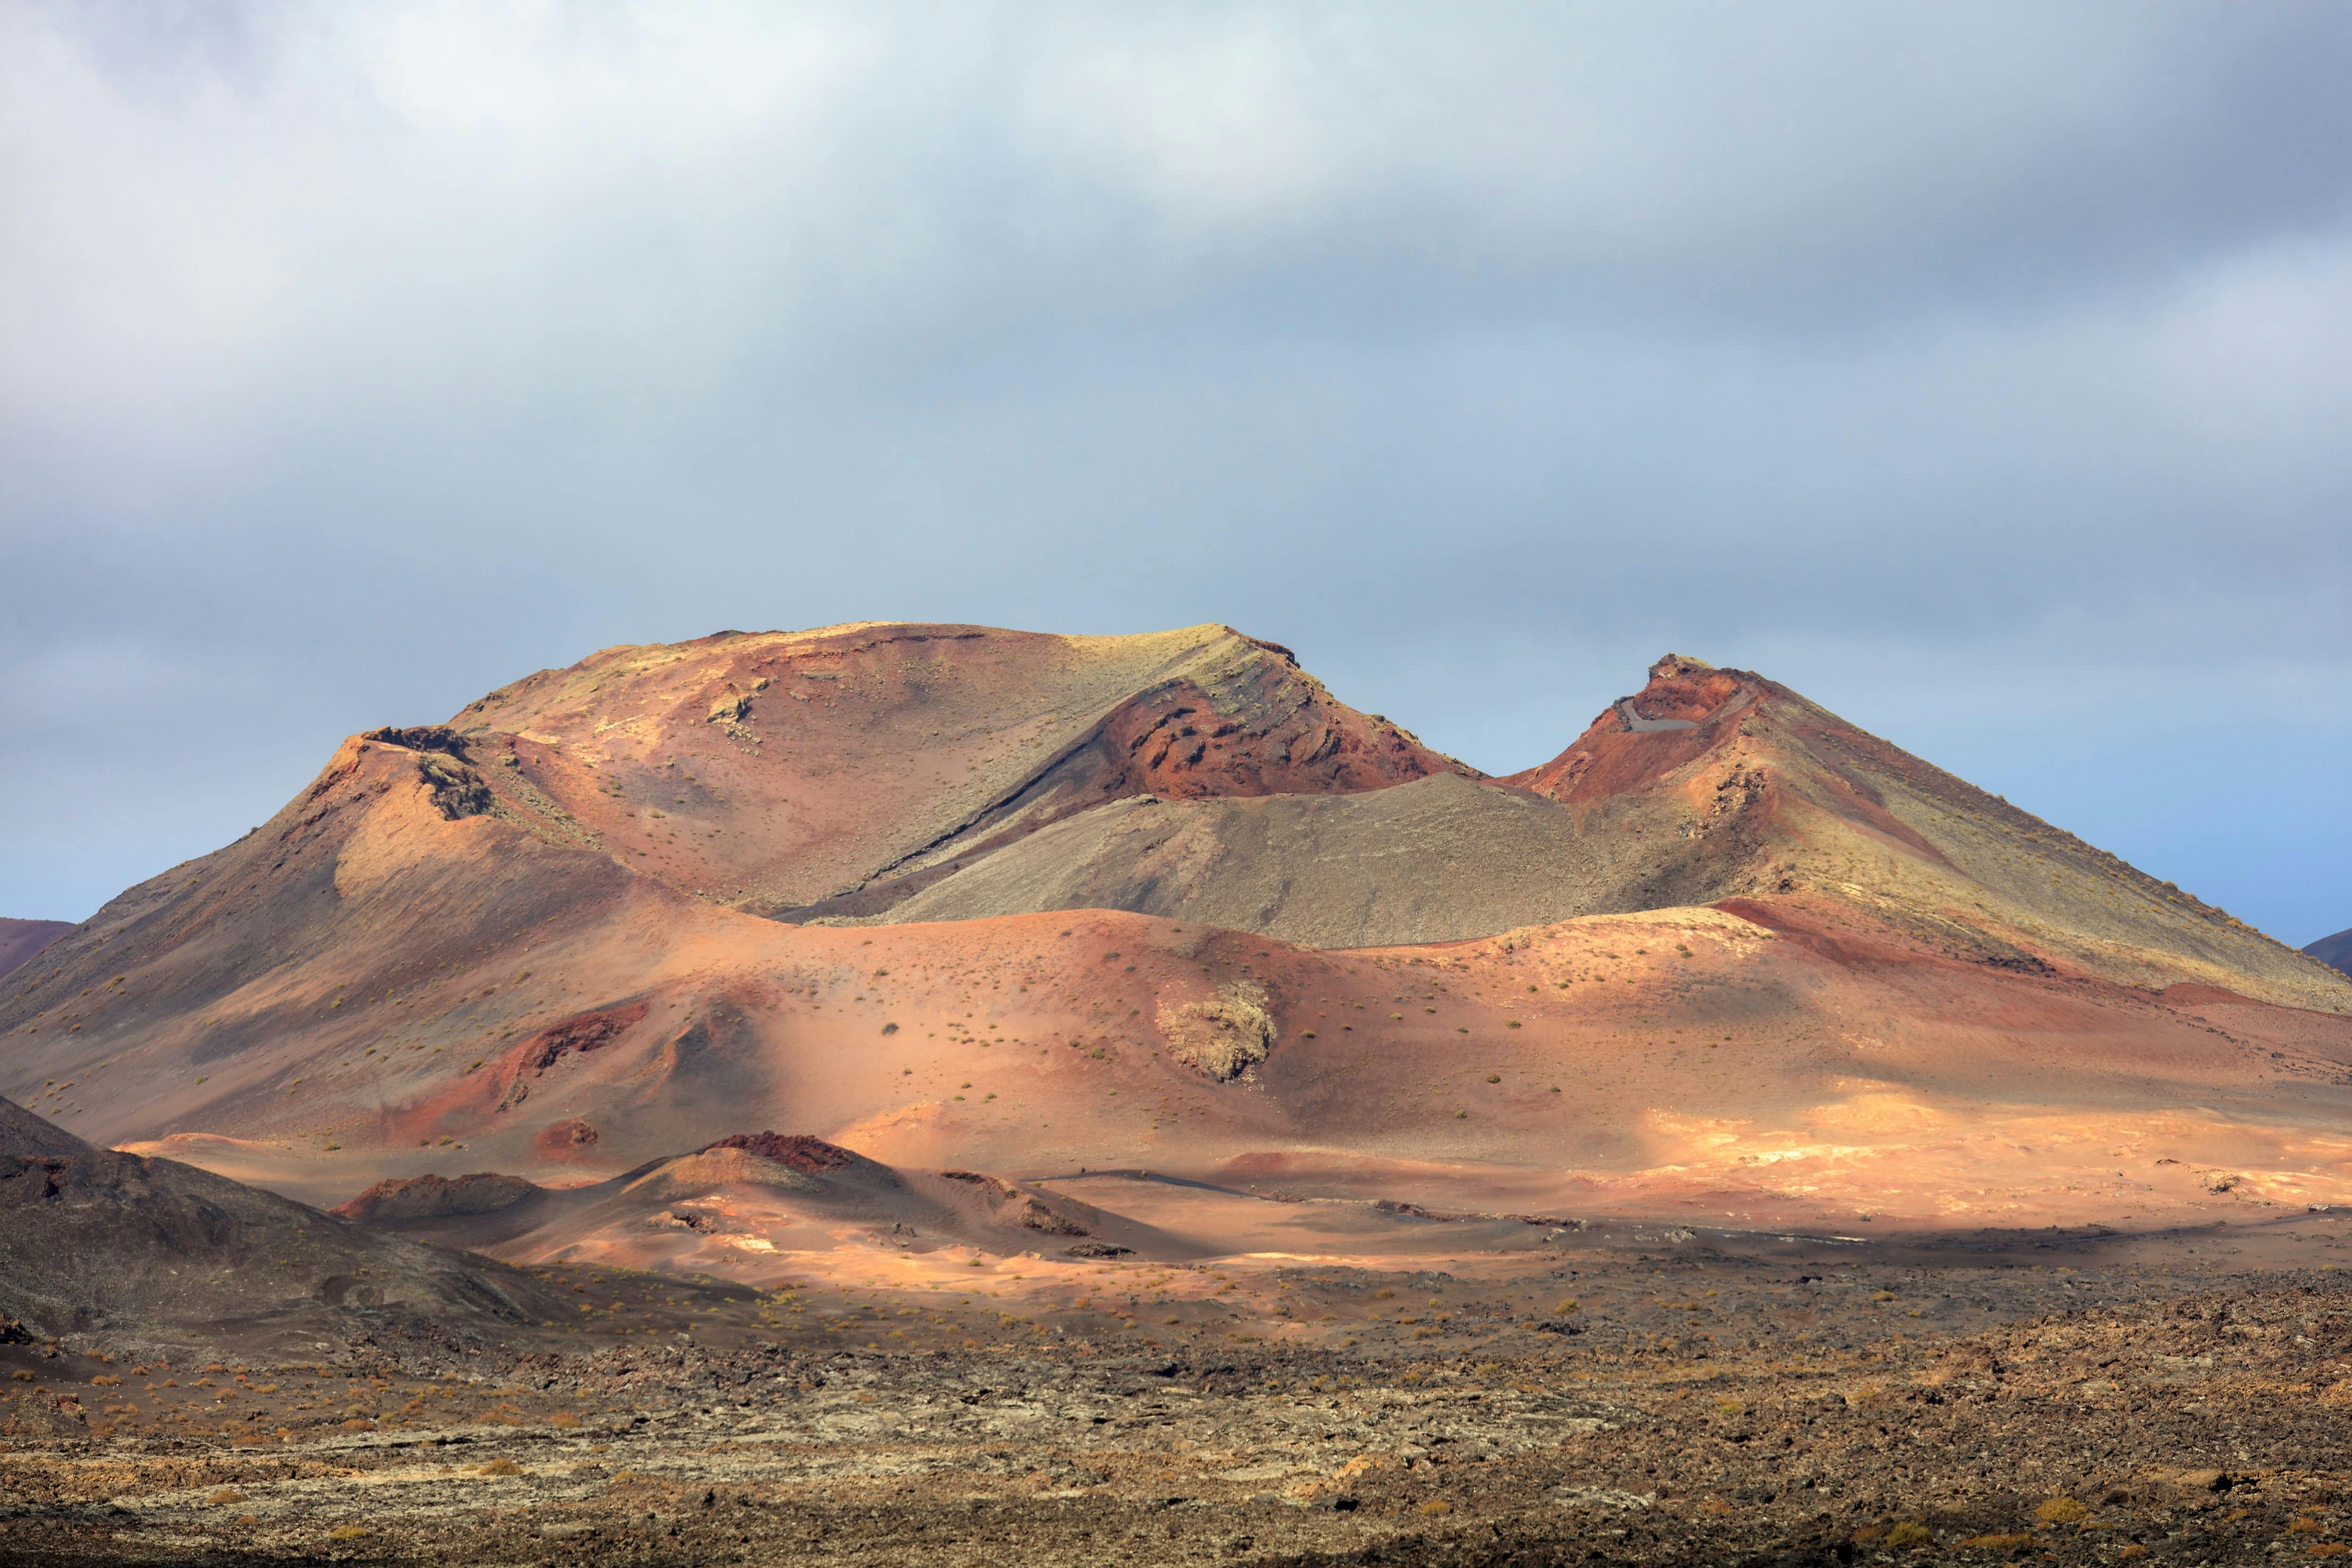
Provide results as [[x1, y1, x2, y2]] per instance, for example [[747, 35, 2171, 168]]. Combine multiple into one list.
[[4, 2, 2347, 943]]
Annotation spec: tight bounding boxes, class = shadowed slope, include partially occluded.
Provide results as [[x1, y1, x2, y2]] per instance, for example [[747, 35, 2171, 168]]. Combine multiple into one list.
[[0, 1096, 572, 1352], [0, 919, 72, 983], [863, 773, 1682, 947]]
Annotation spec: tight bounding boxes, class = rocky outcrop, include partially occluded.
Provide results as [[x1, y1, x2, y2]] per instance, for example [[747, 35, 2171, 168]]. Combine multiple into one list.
[[1158, 981, 1276, 1082], [329, 1171, 542, 1224]]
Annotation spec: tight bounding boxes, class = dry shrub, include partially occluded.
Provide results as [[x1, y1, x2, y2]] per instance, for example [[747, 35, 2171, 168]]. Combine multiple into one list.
[[2034, 1497, 2090, 1525], [1419, 1499, 1453, 1516], [328, 1525, 367, 1541], [1885, 1521, 1934, 1548], [1157, 983, 1274, 1081], [478, 1457, 522, 1476], [1959, 1533, 2035, 1551], [201, 1488, 244, 1508]]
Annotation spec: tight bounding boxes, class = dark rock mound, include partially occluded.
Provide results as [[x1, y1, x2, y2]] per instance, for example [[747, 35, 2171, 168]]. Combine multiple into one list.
[[700, 1132, 880, 1178], [0, 1098, 90, 1161], [0, 1097, 564, 1351], [2306, 927, 2352, 978], [330, 1171, 543, 1224]]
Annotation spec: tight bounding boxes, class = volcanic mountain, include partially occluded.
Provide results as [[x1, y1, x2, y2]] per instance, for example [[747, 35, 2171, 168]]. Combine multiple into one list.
[[4, 624, 2350, 1265]]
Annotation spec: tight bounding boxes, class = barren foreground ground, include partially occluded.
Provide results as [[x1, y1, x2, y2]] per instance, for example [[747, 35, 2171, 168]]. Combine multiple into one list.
[[7, 1218, 2352, 1566]]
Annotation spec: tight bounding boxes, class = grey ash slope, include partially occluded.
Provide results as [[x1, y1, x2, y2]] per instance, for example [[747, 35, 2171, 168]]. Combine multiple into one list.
[[842, 772, 1750, 950]]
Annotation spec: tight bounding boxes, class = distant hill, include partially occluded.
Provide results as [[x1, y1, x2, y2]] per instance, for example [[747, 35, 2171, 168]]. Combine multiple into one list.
[[0, 918, 72, 982], [2308, 927, 2352, 977]]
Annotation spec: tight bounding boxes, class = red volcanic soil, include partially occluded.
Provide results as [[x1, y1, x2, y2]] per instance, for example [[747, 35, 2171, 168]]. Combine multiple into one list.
[[0, 918, 72, 982], [3, 624, 2349, 1292]]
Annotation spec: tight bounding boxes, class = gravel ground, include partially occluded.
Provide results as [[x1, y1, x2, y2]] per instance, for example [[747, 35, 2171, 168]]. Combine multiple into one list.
[[6, 1224, 2352, 1565]]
